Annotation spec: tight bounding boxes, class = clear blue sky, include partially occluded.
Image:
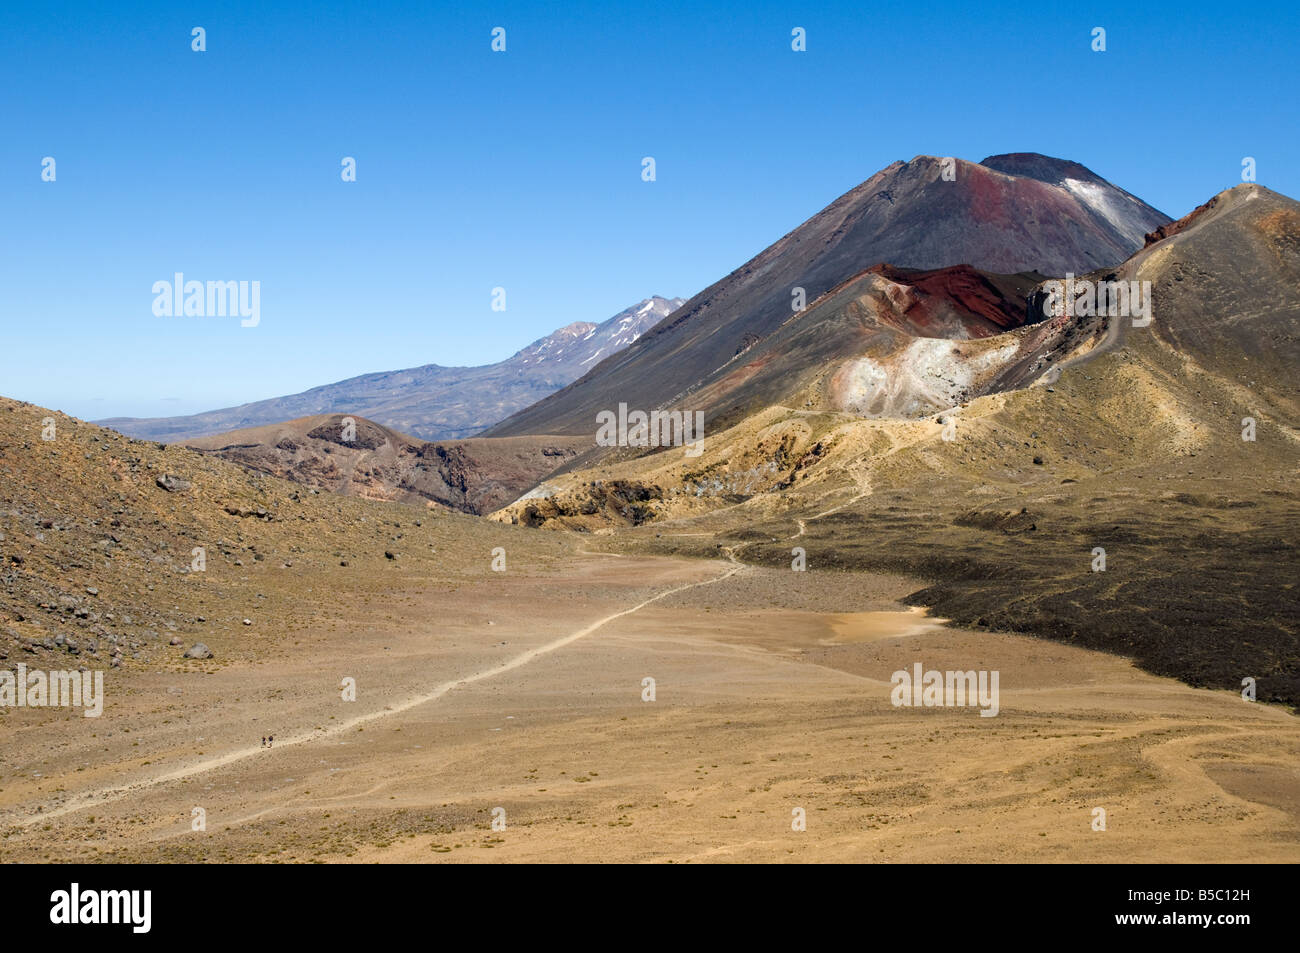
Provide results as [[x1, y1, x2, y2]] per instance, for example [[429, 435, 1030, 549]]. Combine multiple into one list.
[[3, 0, 1296, 419]]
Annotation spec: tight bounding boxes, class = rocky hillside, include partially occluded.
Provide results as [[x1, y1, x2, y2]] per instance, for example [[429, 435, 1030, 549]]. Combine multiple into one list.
[[181, 414, 588, 515], [0, 396, 570, 675]]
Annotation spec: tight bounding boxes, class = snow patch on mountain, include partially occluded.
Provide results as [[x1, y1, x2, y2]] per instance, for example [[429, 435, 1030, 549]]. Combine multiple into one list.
[[1061, 178, 1154, 248]]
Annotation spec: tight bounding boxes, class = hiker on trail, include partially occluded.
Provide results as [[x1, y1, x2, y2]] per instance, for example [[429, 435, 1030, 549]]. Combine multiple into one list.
[[261, 737, 266, 748], [268, 735, 273, 747]]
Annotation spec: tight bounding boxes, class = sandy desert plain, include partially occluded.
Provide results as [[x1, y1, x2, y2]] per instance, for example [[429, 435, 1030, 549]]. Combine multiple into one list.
[[1, 394, 1296, 864]]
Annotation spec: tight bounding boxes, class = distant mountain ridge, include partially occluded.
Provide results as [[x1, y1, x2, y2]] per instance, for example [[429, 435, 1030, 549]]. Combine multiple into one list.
[[98, 296, 685, 443]]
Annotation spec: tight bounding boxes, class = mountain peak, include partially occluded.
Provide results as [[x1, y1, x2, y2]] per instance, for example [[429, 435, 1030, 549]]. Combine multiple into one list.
[[979, 152, 1104, 183], [486, 152, 1173, 439], [974, 153, 1168, 247], [509, 296, 684, 367]]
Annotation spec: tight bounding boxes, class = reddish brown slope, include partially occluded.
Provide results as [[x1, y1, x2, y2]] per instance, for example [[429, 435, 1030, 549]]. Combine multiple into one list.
[[181, 416, 588, 515]]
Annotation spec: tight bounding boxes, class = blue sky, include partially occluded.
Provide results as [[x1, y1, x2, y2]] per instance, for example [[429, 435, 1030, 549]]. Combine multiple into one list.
[[2, 0, 1297, 419]]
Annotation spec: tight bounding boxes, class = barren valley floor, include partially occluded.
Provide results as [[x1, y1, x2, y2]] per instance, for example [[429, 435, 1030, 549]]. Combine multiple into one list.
[[2, 552, 1296, 863]]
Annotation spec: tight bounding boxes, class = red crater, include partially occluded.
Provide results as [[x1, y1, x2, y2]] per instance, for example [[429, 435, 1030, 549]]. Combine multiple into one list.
[[867, 263, 1042, 334]]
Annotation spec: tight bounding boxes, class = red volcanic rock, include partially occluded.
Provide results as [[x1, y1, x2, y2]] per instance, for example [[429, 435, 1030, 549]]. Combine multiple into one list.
[[866, 264, 1039, 334], [1143, 193, 1222, 246]]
